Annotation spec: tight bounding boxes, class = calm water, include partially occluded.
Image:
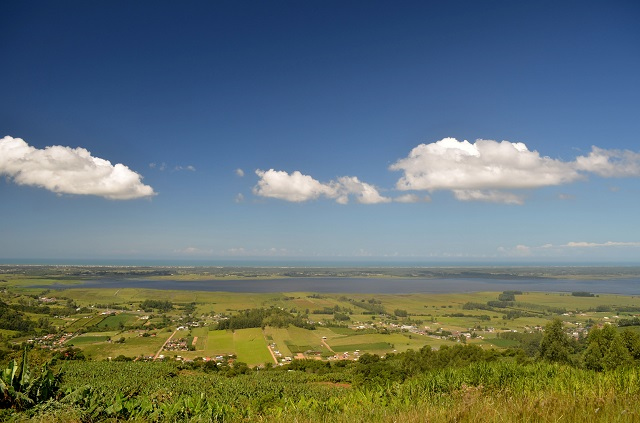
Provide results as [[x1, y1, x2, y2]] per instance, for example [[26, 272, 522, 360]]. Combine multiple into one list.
[[40, 277, 640, 295]]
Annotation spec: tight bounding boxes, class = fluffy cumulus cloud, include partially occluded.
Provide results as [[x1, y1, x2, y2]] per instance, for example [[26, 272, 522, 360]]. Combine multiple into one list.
[[0, 136, 155, 200], [253, 138, 640, 205], [253, 169, 389, 204], [389, 138, 640, 204], [253, 169, 337, 202], [574, 147, 640, 177], [390, 138, 581, 191], [335, 176, 391, 204]]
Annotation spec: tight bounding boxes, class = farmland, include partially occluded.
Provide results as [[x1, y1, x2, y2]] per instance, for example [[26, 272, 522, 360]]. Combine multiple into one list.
[[2, 265, 640, 365], [3, 265, 640, 421]]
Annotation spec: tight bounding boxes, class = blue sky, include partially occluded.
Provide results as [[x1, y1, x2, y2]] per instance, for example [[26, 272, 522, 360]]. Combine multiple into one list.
[[1, 1, 640, 263]]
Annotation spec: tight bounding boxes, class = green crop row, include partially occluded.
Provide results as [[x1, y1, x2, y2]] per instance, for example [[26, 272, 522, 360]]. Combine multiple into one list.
[[4, 359, 639, 422]]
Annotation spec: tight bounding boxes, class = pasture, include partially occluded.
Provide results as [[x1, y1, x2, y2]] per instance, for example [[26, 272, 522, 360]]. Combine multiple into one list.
[[5, 270, 640, 367]]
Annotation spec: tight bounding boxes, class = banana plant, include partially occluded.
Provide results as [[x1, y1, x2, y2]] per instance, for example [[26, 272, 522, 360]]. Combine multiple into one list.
[[0, 349, 61, 410]]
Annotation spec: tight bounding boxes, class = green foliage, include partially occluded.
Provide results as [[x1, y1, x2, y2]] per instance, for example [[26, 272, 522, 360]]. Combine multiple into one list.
[[53, 347, 85, 361], [333, 312, 350, 321], [584, 325, 633, 371], [140, 300, 173, 313], [347, 298, 386, 315], [618, 316, 640, 327], [0, 349, 61, 410], [498, 292, 516, 302], [217, 308, 314, 330], [497, 331, 543, 357], [394, 309, 408, 317], [487, 300, 514, 308], [572, 291, 595, 297], [538, 319, 573, 364], [463, 302, 495, 311], [620, 329, 640, 360], [0, 300, 36, 333], [7, 347, 640, 422]]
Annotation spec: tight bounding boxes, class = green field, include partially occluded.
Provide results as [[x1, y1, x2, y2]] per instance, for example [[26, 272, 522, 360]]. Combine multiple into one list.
[[5, 269, 640, 367], [96, 313, 142, 330], [5, 266, 640, 422], [0, 329, 19, 338], [204, 329, 235, 356], [233, 328, 272, 365], [67, 334, 112, 345], [64, 314, 104, 332]]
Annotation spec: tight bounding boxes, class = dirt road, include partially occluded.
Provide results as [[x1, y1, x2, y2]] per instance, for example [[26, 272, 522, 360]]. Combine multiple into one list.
[[154, 329, 177, 360]]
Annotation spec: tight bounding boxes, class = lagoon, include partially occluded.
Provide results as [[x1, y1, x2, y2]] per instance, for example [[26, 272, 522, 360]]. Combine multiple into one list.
[[41, 276, 640, 295]]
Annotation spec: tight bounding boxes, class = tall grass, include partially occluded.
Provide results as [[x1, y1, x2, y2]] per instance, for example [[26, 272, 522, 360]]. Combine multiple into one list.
[[10, 361, 640, 422]]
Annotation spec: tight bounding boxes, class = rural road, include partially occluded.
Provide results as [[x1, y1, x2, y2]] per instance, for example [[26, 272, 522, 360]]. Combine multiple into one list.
[[263, 331, 278, 364], [154, 329, 178, 360], [321, 338, 334, 353]]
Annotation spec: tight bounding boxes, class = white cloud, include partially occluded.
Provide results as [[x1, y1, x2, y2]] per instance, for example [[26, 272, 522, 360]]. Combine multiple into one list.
[[0, 136, 155, 200], [453, 189, 524, 205], [173, 165, 196, 172], [235, 168, 245, 177], [225, 246, 300, 257], [497, 244, 532, 256], [151, 162, 194, 172], [227, 247, 246, 255], [253, 138, 640, 206], [575, 147, 640, 177], [149, 162, 167, 171], [253, 169, 337, 202], [389, 138, 640, 204], [563, 241, 640, 248], [253, 169, 389, 204], [391, 138, 582, 192], [335, 176, 391, 204], [499, 241, 640, 257], [394, 193, 431, 203], [234, 193, 245, 203], [174, 247, 214, 255]]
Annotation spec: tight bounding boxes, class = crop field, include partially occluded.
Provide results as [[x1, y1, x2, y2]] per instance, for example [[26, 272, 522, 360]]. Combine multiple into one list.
[[96, 313, 142, 330], [5, 267, 640, 369], [204, 329, 235, 356], [17, 287, 640, 365], [67, 334, 112, 345], [265, 326, 331, 358], [327, 331, 441, 354], [190, 326, 208, 350], [0, 329, 19, 337], [4, 266, 640, 422], [64, 314, 106, 332], [77, 330, 170, 360], [232, 328, 272, 364], [172, 327, 272, 365]]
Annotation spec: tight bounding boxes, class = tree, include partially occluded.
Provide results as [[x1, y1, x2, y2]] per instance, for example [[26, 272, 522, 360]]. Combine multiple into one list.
[[538, 319, 572, 364], [620, 329, 640, 360], [584, 325, 632, 371]]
